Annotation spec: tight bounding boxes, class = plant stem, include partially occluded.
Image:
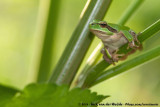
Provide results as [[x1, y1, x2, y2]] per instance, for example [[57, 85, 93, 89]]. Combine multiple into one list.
[[37, 0, 61, 82], [92, 45, 160, 87], [138, 19, 160, 42], [48, 0, 112, 86], [76, 0, 144, 88], [118, 0, 144, 25], [75, 42, 103, 87]]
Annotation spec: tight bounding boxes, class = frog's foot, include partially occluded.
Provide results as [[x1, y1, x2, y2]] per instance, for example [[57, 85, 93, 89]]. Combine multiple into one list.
[[120, 54, 128, 61], [133, 33, 143, 51], [133, 34, 141, 47], [101, 48, 115, 65], [137, 43, 143, 51], [112, 53, 125, 62], [103, 55, 115, 65], [129, 31, 141, 46], [135, 35, 140, 45], [127, 41, 139, 50]]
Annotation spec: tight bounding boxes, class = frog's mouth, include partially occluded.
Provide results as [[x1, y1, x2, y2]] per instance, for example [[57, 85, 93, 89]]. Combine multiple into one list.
[[90, 29, 111, 40]]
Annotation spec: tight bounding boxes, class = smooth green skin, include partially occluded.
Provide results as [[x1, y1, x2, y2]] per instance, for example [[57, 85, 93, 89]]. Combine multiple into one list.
[[89, 20, 134, 42]]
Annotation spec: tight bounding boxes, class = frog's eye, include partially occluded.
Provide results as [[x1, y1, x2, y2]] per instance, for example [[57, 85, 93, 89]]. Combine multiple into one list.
[[99, 23, 107, 28]]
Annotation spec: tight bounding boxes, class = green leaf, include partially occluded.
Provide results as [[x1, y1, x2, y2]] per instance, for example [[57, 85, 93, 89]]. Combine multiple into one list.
[[0, 84, 19, 106], [7, 84, 108, 107]]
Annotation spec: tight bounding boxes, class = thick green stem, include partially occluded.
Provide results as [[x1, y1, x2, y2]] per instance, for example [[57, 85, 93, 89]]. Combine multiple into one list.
[[37, 0, 61, 82], [138, 19, 160, 42], [48, 0, 112, 86]]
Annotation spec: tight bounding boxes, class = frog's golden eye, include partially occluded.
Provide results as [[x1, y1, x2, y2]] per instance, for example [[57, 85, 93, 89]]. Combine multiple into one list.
[[99, 23, 107, 28]]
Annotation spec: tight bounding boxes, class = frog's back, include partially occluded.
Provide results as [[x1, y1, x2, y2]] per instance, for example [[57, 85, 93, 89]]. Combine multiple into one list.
[[108, 23, 130, 32]]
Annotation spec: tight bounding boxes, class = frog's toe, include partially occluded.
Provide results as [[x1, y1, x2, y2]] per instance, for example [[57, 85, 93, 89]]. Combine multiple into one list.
[[103, 55, 115, 65], [112, 53, 125, 62], [128, 42, 139, 49]]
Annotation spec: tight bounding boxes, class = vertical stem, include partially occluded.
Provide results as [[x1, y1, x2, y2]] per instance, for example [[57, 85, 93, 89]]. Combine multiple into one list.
[[37, 0, 61, 82], [28, 0, 50, 83]]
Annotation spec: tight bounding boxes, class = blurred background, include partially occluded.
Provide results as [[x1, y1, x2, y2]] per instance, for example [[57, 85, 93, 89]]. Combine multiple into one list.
[[0, 0, 160, 105]]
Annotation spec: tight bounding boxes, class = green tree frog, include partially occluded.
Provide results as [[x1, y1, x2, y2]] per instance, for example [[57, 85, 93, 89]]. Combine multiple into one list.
[[89, 20, 141, 64]]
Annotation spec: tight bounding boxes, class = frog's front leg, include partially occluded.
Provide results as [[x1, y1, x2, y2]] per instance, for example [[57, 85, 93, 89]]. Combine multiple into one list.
[[101, 48, 115, 65], [101, 48, 124, 65]]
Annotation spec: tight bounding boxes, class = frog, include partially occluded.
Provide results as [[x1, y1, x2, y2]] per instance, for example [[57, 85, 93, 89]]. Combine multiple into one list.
[[89, 20, 141, 65]]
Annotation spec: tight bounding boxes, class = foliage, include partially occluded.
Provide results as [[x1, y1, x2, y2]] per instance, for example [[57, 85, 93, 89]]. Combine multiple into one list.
[[4, 84, 108, 107], [0, 85, 19, 107]]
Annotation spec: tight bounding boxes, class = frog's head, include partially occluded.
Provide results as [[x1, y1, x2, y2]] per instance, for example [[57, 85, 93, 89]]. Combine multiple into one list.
[[89, 20, 108, 28], [89, 20, 113, 36]]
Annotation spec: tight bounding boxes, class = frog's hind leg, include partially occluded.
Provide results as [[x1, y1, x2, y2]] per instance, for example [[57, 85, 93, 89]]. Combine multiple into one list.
[[120, 49, 136, 61], [101, 48, 115, 65], [111, 49, 125, 62]]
